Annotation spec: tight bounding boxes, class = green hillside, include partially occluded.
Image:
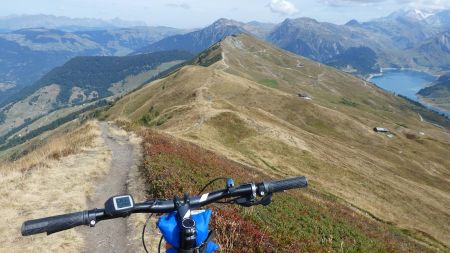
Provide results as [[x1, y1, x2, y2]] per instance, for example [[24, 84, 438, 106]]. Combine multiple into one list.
[[0, 50, 194, 148], [33, 50, 194, 104]]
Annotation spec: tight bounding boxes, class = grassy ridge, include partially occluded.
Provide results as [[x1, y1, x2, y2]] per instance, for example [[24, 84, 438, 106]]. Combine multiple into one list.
[[139, 129, 432, 252], [108, 34, 450, 249]]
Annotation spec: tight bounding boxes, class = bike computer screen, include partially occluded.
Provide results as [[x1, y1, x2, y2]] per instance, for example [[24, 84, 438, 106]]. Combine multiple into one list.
[[113, 195, 134, 210]]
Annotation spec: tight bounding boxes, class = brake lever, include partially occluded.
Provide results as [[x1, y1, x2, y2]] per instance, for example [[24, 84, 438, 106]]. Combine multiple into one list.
[[231, 193, 273, 207], [260, 194, 273, 206]]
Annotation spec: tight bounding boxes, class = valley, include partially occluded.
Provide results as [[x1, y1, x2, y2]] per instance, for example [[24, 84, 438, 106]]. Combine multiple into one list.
[[370, 70, 436, 102], [0, 50, 193, 149], [0, 26, 190, 104]]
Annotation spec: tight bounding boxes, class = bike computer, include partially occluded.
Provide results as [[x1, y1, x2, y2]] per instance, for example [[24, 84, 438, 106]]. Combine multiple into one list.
[[114, 195, 133, 210], [104, 195, 134, 216]]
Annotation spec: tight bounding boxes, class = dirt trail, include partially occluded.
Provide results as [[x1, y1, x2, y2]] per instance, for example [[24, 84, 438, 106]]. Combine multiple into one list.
[[83, 122, 140, 253]]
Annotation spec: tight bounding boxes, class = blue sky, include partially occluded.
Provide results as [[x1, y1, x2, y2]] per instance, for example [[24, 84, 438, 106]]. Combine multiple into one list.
[[1, 0, 449, 28]]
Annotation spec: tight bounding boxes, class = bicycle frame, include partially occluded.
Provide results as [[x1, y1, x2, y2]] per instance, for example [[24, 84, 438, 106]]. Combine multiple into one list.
[[158, 194, 214, 253]]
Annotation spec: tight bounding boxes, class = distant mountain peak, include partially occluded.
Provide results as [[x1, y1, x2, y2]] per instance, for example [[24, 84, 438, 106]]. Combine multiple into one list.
[[345, 19, 360, 26], [277, 17, 320, 29], [387, 8, 438, 21], [287, 17, 319, 24], [212, 18, 243, 28], [133, 18, 248, 55], [15, 27, 52, 32], [405, 8, 436, 19], [246, 20, 275, 26]]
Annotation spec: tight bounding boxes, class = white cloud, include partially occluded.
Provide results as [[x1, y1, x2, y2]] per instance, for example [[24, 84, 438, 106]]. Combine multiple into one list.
[[396, 0, 450, 9], [268, 0, 299, 16], [319, 0, 387, 7], [166, 2, 191, 9], [319, 0, 450, 9]]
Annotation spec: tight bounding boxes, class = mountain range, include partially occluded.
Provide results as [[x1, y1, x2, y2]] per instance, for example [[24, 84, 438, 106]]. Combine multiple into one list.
[[0, 26, 190, 104], [135, 8, 450, 76], [1, 8, 448, 101], [0, 14, 147, 31]]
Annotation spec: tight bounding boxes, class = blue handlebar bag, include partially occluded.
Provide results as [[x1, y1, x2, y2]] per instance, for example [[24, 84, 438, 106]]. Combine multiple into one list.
[[157, 209, 219, 253]]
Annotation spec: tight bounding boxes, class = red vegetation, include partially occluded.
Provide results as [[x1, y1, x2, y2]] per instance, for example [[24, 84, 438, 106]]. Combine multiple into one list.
[[139, 129, 434, 253], [140, 130, 277, 252]]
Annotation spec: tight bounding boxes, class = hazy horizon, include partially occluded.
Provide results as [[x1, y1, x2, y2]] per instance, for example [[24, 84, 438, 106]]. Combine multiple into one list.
[[1, 0, 449, 29]]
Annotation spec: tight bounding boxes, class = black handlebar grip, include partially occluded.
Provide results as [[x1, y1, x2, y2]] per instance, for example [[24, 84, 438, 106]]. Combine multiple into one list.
[[21, 211, 89, 236], [265, 176, 308, 194]]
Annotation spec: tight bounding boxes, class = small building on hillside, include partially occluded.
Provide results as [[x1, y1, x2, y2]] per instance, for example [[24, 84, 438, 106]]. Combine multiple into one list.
[[373, 127, 389, 133], [298, 92, 311, 100], [342, 65, 357, 73]]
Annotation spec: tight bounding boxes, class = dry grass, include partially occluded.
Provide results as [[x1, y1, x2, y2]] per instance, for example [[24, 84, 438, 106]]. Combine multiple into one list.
[[1, 122, 98, 171], [0, 120, 111, 253]]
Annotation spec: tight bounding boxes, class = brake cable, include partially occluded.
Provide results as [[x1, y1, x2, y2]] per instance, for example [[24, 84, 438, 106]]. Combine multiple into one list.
[[197, 177, 228, 195], [158, 235, 164, 253], [198, 177, 239, 204], [142, 200, 158, 253]]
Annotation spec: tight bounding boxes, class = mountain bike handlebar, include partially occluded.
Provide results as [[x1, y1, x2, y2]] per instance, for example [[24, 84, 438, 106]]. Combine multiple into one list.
[[22, 176, 307, 236]]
